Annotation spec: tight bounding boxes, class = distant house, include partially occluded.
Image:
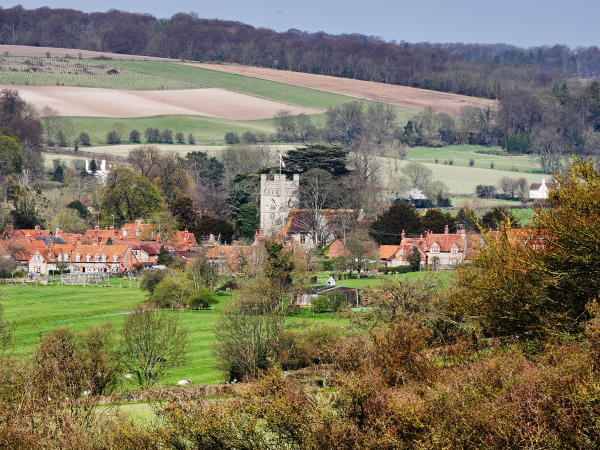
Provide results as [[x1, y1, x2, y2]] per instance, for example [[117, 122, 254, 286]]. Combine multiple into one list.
[[529, 179, 556, 199]]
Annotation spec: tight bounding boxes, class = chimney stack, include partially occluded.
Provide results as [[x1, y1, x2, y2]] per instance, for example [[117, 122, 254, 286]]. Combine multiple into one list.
[[401, 230, 405, 240], [445, 225, 449, 234]]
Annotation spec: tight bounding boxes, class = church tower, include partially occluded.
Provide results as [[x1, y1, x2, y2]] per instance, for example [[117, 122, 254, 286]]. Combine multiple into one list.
[[260, 173, 299, 234]]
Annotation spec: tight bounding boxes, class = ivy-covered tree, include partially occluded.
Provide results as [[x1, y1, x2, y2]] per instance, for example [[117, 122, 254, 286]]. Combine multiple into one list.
[[0, 130, 23, 176], [236, 203, 259, 239]]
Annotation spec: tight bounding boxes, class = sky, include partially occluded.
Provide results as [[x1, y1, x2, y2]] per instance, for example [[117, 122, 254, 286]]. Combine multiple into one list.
[[5, 0, 599, 49]]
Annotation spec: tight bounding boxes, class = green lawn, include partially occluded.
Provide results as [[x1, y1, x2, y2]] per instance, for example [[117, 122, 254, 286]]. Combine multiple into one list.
[[407, 145, 540, 173], [1, 281, 351, 387]]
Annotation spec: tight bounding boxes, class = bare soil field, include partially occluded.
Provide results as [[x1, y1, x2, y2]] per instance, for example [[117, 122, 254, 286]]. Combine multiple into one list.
[[185, 63, 498, 116], [3, 85, 319, 120], [0, 44, 172, 61]]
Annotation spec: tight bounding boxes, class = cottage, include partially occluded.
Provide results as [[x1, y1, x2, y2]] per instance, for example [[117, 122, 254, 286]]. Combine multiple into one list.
[[529, 178, 556, 199]]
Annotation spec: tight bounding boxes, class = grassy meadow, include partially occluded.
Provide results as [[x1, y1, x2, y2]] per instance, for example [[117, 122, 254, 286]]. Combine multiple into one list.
[[407, 145, 540, 173]]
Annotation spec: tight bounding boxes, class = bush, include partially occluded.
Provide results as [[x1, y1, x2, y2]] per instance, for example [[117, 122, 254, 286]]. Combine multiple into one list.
[[48, 269, 70, 275], [140, 269, 168, 294], [469, 158, 475, 166], [241, 131, 257, 143], [106, 130, 119, 144], [448, 158, 454, 165], [224, 132, 240, 144], [490, 160, 495, 169], [187, 287, 219, 310], [129, 129, 141, 143], [312, 291, 348, 313], [382, 265, 412, 275], [78, 131, 90, 146], [11, 270, 25, 278], [175, 132, 185, 144]]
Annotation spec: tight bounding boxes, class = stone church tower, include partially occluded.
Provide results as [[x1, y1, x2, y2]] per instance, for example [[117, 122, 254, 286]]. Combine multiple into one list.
[[260, 173, 300, 234]]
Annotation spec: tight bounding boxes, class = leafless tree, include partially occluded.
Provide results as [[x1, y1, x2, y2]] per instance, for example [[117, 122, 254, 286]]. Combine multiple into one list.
[[120, 304, 189, 389]]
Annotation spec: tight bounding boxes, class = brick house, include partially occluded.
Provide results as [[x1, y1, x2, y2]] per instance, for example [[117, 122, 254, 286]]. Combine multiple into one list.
[[380, 226, 469, 268]]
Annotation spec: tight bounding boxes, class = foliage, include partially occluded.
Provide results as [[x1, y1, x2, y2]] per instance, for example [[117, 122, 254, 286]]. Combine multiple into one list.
[[100, 166, 164, 227], [51, 164, 63, 182], [168, 196, 199, 232], [151, 271, 194, 308], [120, 304, 189, 389], [421, 208, 455, 233], [369, 203, 422, 245], [187, 287, 219, 310], [195, 217, 235, 243], [0, 134, 23, 176], [185, 150, 224, 187], [284, 143, 351, 177], [51, 208, 88, 234], [156, 246, 172, 266], [312, 291, 348, 313], [129, 129, 141, 143], [235, 203, 258, 239], [140, 269, 168, 294], [66, 199, 91, 219], [450, 157, 600, 337], [407, 247, 422, 271]]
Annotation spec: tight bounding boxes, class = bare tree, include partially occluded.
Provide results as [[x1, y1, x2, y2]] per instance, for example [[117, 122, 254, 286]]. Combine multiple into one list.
[[365, 100, 397, 144], [401, 161, 433, 191], [128, 145, 162, 178], [299, 168, 340, 246], [40, 105, 60, 144], [120, 304, 189, 389]]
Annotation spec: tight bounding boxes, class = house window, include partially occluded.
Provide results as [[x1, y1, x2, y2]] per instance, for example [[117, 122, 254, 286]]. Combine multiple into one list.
[[94, 254, 99, 262], [58, 254, 62, 261], [36, 255, 40, 261], [64, 254, 69, 261], [451, 247, 458, 254], [218, 251, 224, 258], [76, 254, 81, 262], [34, 267, 40, 272], [86, 254, 91, 262], [136, 230, 141, 237], [113, 254, 119, 262], [102, 254, 107, 262], [431, 247, 439, 254], [300, 235, 306, 244]]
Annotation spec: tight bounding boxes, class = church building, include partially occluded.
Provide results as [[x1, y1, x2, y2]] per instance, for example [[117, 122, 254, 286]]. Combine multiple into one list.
[[260, 173, 299, 235]]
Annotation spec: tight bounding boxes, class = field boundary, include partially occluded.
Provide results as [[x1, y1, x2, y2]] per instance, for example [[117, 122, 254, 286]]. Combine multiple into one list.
[[183, 63, 498, 117]]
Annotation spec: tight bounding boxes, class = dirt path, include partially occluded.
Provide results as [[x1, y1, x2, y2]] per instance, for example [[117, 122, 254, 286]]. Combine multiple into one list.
[[183, 63, 498, 116], [2, 85, 320, 120]]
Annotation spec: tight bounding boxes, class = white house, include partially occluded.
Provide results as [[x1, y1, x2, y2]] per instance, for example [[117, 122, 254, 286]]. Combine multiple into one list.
[[529, 179, 555, 199], [85, 158, 111, 182]]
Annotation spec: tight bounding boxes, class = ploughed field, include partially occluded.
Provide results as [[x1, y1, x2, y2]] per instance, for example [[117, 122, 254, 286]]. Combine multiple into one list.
[[4, 85, 320, 120], [183, 62, 499, 117]]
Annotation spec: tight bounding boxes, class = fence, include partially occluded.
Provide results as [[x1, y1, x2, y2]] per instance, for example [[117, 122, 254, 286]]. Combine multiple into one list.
[[60, 273, 110, 285]]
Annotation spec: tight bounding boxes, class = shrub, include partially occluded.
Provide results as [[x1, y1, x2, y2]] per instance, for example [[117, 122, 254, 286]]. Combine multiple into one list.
[[160, 129, 173, 144], [78, 131, 90, 146], [224, 132, 240, 144], [312, 291, 348, 313], [490, 160, 495, 169], [140, 269, 168, 294], [469, 158, 475, 166], [129, 129, 141, 143], [448, 158, 454, 165], [241, 131, 257, 143], [187, 287, 219, 310], [106, 130, 119, 144], [188, 133, 195, 144]]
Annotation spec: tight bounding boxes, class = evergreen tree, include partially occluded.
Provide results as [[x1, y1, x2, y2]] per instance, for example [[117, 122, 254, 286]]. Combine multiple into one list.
[[236, 203, 259, 239], [283, 144, 350, 178], [156, 245, 172, 266], [369, 203, 422, 245], [89, 158, 97, 174], [52, 164, 64, 182]]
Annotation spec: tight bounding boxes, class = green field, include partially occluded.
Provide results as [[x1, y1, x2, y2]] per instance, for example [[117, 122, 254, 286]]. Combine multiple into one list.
[[0, 56, 207, 90], [407, 145, 540, 173], [64, 115, 283, 145], [1, 281, 353, 387]]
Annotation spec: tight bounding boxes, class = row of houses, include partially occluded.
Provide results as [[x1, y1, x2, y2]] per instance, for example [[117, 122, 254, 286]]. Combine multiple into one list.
[[1, 219, 198, 276]]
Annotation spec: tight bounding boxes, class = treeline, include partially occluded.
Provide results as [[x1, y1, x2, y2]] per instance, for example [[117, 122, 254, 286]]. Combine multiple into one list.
[[2, 7, 600, 99]]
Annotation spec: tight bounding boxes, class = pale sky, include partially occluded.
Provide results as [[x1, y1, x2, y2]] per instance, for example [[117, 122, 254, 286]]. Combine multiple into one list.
[[5, 0, 599, 49]]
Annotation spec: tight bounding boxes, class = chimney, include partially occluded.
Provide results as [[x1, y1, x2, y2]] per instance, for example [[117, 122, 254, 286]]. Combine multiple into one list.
[[55, 225, 60, 235], [135, 218, 142, 227], [95, 225, 100, 231], [101, 159, 106, 172], [109, 225, 114, 231], [259, 228, 264, 237], [85, 159, 89, 172], [25, 234, 32, 242], [35, 224, 40, 235], [49, 241, 54, 249], [445, 225, 449, 234], [401, 230, 405, 240]]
